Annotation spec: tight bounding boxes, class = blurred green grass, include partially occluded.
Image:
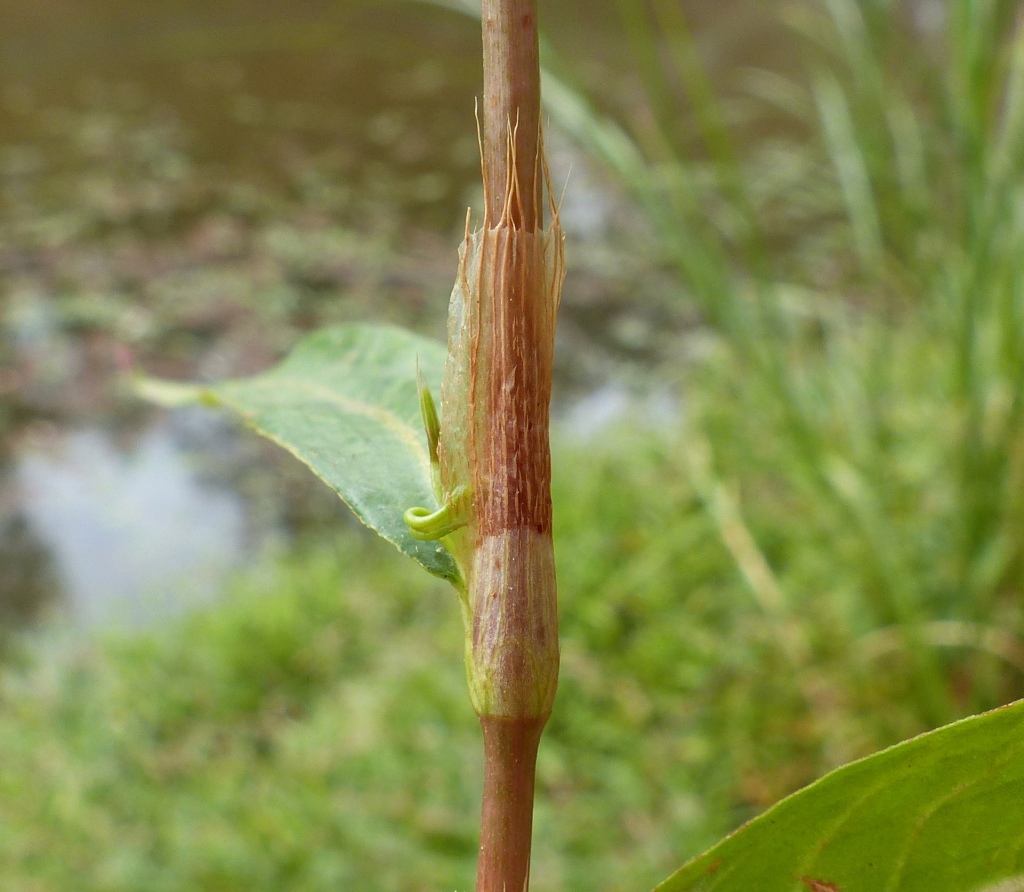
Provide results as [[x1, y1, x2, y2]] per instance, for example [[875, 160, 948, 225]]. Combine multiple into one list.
[[545, 0, 1024, 725], [3, 0, 1024, 889]]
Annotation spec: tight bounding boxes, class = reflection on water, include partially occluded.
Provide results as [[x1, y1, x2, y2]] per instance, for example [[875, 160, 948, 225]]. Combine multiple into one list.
[[15, 424, 251, 627]]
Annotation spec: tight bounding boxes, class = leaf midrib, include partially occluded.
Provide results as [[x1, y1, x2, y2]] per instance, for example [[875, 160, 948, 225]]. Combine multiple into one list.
[[222, 375, 432, 477]]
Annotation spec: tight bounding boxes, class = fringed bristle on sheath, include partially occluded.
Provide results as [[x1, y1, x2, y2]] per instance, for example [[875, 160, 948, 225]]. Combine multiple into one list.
[[437, 119, 563, 719]]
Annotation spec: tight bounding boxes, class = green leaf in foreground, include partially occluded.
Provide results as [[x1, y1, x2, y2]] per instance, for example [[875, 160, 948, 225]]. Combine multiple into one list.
[[137, 324, 458, 583], [656, 699, 1024, 892]]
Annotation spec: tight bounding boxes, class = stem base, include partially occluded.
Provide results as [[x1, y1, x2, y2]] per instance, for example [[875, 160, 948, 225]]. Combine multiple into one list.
[[476, 716, 545, 892]]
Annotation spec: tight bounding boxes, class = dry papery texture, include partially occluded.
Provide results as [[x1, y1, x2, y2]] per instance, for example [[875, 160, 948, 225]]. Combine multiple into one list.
[[439, 131, 564, 722]]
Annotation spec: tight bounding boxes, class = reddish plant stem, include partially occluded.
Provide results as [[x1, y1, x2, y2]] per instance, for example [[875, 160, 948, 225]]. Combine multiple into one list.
[[477, 717, 545, 892], [474, 3, 551, 892], [481, 0, 542, 231]]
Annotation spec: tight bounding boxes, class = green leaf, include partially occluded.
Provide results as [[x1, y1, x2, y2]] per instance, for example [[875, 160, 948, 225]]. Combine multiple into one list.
[[138, 324, 459, 584], [656, 699, 1024, 892]]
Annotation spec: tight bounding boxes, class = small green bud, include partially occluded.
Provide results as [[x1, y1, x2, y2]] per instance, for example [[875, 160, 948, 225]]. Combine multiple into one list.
[[416, 366, 444, 503], [403, 485, 470, 541], [417, 366, 441, 470]]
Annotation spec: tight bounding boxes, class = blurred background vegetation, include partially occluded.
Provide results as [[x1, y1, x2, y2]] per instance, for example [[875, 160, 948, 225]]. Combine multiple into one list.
[[2, 0, 1024, 889]]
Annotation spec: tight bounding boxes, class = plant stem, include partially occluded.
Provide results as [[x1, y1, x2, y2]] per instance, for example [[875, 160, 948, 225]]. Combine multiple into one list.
[[477, 717, 545, 892], [473, 3, 554, 891], [482, 0, 541, 230]]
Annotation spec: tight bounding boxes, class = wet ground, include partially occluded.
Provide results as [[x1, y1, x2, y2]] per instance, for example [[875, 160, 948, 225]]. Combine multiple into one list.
[[0, 0, 787, 632]]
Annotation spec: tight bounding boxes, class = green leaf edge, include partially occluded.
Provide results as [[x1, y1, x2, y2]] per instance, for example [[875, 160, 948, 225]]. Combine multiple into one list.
[[654, 698, 1024, 892], [207, 388, 461, 586], [133, 324, 460, 585]]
